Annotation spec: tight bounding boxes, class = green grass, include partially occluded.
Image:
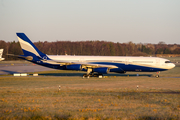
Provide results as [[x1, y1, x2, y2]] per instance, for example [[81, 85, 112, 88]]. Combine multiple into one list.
[[0, 76, 180, 120]]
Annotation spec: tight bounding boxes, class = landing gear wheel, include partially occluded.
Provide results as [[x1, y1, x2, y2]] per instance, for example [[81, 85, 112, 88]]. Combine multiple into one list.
[[93, 73, 99, 77], [155, 71, 160, 78], [155, 74, 159, 78], [83, 74, 90, 78], [83, 74, 87, 78]]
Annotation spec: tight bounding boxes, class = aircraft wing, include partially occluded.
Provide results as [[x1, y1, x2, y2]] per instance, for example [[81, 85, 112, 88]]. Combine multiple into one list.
[[6, 54, 118, 69], [42, 59, 118, 69]]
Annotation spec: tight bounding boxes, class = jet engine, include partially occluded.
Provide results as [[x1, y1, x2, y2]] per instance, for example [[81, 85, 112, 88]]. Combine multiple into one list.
[[93, 67, 109, 74], [66, 64, 82, 70]]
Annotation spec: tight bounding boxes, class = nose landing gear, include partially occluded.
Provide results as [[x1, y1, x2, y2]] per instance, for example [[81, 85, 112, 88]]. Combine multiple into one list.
[[155, 71, 160, 78]]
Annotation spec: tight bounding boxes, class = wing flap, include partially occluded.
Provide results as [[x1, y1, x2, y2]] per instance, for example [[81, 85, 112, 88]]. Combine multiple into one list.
[[81, 63, 118, 69]]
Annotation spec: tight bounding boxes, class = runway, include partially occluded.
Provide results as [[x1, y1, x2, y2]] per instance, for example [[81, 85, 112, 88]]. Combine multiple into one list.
[[0, 63, 54, 75]]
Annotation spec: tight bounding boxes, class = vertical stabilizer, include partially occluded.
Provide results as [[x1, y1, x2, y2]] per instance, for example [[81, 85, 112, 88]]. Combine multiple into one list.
[[17, 33, 47, 59], [0, 49, 5, 61], [0, 49, 3, 58]]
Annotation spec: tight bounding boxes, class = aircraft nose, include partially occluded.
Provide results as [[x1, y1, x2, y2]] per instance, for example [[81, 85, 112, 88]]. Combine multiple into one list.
[[171, 63, 175, 68]]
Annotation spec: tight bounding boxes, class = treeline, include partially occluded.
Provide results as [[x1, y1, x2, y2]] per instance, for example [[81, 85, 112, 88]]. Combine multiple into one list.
[[0, 40, 180, 60]]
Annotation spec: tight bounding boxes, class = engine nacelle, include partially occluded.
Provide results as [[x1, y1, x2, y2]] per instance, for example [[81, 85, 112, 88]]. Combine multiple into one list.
[[93, 67, 109, 74], [66, 64, 82, 70]]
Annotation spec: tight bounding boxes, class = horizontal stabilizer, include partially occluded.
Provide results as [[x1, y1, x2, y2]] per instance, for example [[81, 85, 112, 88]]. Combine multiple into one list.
[[7, 54, 33, 61]]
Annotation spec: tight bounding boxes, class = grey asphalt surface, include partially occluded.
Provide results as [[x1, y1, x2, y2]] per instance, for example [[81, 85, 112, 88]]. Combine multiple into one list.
[[0, 63, 54, 75]]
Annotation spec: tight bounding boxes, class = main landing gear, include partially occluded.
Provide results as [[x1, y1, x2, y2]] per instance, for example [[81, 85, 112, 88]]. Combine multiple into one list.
[[82, 68, 104, 78], [83, 73, 103, 78], [83, 74, 91, 78], [83, 68, 93, 78]]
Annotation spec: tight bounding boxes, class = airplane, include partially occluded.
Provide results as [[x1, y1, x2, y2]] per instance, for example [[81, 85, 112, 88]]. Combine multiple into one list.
[[8, 33, 175, 78], [0, 49, 5, 61]]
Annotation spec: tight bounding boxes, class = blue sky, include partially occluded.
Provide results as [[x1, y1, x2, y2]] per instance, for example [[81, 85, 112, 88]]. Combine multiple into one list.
[[0, 0, 180, 44]]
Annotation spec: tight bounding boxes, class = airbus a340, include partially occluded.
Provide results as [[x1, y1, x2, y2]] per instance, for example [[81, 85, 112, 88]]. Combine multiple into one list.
[[8, 33, 175, 78]]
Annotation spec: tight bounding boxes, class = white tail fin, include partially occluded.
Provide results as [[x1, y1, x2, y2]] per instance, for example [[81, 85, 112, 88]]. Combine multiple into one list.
[[0, 49, 5, 61], [17, 33, 47, 59], [0, 49, 3, 58]]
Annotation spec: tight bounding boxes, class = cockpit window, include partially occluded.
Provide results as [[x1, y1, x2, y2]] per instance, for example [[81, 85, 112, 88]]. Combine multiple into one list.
[[165, 61, 171, 63]]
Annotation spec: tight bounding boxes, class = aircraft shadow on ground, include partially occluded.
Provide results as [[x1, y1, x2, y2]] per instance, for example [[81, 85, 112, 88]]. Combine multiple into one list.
[[38, 72, 153, 77], [0, 70, 18, 75], [0, 70, 152, 77], [39, 73, 85, 77]]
